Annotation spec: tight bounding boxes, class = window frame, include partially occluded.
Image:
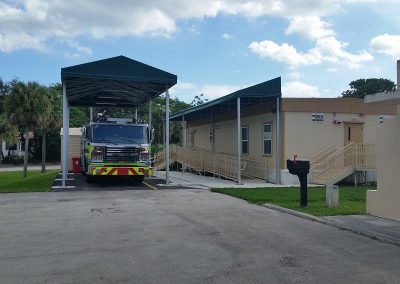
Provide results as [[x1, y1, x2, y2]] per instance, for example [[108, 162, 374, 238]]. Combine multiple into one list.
[[241, 125, 249, 155], [262, 123, 273, 156]]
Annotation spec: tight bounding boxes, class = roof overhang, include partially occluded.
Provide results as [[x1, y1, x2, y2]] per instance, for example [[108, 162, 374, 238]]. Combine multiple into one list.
[[170, 77, 281, 121], [61, 56, 177, 107], [364, 90, 400, 105]]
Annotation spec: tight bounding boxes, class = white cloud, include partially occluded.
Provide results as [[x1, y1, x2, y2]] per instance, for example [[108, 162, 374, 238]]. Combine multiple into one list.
[[282, 81, 321, 98], [248, 40, 321, 66], [170, 80, 241, 102], [222, 33, 234, 40], [0, 0, 342, 54], [285, 16, 335, 40], [199, 84, 241, 100], [249, 15, 373, 69], [370, 34, 400, 59], [326, 68, 337, 72], [287, 71, 302, 80]]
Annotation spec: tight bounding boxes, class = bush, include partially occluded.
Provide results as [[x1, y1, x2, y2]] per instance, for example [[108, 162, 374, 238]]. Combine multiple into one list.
[[151, 143, 164, 154], [2, 155, 24, 165]]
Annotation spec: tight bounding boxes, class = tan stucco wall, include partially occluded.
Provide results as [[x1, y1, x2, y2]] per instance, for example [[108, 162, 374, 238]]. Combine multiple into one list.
[[187, 112, 275, 163], [283, 112, 387, 161], [367, 115, 400, 221], [60, 129, 82, 171]]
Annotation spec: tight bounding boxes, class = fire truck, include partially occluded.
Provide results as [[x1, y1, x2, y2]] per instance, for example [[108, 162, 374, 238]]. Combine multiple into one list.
[[80, 117, 154, 183]]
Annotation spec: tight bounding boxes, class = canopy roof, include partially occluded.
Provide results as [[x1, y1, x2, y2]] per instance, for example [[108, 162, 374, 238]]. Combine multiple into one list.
[[61, 55, 177, 107], [171, 77, 281, 121]]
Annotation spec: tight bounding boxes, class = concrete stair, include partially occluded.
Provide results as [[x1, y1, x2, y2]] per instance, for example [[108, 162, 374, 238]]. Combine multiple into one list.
[[312, 166, 355, 185]]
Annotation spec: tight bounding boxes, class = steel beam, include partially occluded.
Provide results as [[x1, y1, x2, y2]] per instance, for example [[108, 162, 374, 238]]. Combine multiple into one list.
[[166, 89, 170, 184], [62, 82, 69, 188], [237, 97, 242, 185], [275, 96, 281, 184]]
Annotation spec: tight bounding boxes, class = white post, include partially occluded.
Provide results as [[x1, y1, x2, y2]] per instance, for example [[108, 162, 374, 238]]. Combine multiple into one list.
[[237, 97, 242, 185], [165, 90, 170, 184], [182, 115, 186, 172], [62, 82, 69, 188], [135, 108, 138, 121], [148, 100, 152, 156], [275, 97, 281, 184], [90, 107, 93, 122], [148, 100, 152, 129]]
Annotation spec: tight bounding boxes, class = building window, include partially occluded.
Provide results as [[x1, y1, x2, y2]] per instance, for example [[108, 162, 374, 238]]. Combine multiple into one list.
[[209, 130, 214, 142], [241, 126, 248, 154], [263, 124, 272, 155]]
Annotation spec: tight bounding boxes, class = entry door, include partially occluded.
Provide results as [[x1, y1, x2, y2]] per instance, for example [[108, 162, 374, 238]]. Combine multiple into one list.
[[344, 123, 363, 145]]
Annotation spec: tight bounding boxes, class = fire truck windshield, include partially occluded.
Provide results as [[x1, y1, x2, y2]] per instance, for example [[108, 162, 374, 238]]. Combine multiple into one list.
[[92, 124, 147, 144]]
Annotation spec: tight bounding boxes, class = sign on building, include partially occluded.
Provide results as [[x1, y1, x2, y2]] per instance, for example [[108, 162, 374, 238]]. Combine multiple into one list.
[[312, 113, 324, 122]]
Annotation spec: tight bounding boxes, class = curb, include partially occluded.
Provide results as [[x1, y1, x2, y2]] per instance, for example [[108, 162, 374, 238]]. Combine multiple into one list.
[[261, 203, 400, 247]]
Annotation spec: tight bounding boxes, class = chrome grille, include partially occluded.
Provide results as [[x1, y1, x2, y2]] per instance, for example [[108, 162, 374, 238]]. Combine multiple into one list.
[[104, 147, 139, 162]]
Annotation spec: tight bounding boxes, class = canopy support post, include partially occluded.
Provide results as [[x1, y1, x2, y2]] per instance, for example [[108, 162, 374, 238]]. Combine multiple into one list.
[[148, 100, 152, 156], [89, 107, 93, 122], [275, 96, 281, 184], [237, 97, 242, 185], [166, 89, 170, 184], [182, 115, 186, 172], [62, 82, 69, 188], [135, 108, 138, 121]]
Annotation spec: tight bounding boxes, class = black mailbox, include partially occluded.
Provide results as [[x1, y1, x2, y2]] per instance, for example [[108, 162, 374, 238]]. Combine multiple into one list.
[[287, 159, 310, 207]]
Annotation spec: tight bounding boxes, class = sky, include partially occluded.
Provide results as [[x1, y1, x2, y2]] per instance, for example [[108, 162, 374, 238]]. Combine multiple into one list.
[[0, 0, 400, 103]]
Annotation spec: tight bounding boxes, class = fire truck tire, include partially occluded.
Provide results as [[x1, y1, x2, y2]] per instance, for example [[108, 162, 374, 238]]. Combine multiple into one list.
[[81, 159, 87, 176]]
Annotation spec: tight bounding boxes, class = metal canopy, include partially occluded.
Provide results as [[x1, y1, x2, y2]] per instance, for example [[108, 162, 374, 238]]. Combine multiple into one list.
[[61, 55, 177, 107], [61, 55, 177, 188], [170, 77, 281, 121]]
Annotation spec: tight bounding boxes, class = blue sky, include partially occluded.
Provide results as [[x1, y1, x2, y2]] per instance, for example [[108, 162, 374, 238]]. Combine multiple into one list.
[[0, 0, 399, 103]]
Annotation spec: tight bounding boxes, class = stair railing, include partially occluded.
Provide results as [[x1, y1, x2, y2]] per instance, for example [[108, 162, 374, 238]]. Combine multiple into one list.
[[311, 143, 355, 183]]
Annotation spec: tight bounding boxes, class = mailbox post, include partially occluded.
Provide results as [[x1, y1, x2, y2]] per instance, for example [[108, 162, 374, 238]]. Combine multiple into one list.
[[287, 159, 310, 207]]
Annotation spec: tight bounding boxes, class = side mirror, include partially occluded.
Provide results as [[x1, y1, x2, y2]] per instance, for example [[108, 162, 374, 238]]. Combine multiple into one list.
[[149, 128, 155, 142]]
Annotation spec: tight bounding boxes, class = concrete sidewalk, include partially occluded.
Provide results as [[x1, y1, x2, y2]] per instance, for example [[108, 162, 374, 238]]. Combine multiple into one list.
[[0, 164, 60, 172], [324, 215, 400, 246], [154, 170, 292, 188], [154, 170, 319, 188]]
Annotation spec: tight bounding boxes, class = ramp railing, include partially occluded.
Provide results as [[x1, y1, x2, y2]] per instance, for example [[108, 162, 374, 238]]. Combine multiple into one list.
[[153, 145, 272, 182]]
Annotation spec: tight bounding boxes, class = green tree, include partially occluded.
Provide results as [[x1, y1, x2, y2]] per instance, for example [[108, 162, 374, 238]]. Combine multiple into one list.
[[341, 78, 396, 99], [5, 81, 49, 177], [49, 83, 89, 127], [36, 85, 62, 172], [0, 114, 19, 163], [191, 93, 208, 106]]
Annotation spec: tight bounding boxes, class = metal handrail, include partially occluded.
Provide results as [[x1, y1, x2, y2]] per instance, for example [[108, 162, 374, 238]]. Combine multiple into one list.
[[152, 145, 271, 182]]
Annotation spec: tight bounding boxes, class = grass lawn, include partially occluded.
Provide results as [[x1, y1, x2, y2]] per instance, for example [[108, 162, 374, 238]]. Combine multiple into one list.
[[212, 185, 376, 216], [0, 170, 59, 193]]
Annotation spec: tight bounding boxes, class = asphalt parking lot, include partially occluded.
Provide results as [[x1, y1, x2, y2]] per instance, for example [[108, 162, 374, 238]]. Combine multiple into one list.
[[51, 173, 195, 191], [1, 188, 400, 283]]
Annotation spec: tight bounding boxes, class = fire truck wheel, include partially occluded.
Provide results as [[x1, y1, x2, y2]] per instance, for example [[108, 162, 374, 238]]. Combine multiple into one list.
[[81, 160, 87, 176]]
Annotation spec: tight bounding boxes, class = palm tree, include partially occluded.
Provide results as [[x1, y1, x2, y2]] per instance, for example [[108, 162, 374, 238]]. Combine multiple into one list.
[[0, 114, 18, 164], [36, 85, 61, 173], [5, 81, 48, 177]]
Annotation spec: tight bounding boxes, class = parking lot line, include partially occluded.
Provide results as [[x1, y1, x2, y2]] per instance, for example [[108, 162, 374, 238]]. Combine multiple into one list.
[[143, 181, 157, 190]]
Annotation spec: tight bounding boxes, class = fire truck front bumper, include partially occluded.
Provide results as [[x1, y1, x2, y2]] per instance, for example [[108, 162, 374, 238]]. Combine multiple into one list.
[[88, 165, 152, 176]]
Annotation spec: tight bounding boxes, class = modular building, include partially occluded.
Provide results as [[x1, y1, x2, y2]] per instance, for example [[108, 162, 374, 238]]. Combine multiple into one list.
[[169, 78, 397, 185]]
